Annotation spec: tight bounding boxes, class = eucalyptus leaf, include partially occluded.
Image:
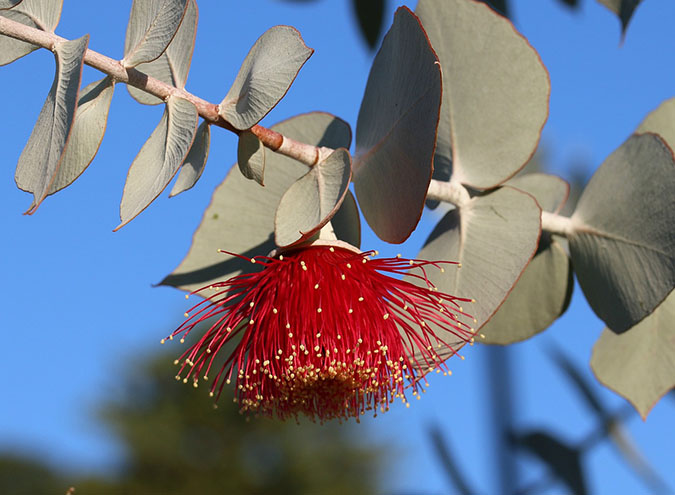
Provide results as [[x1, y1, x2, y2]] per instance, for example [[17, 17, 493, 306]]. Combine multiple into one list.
[[597, 0, 643, 35], [330, 189, 360, 250], [169, 120, 210, 197], [14, 35, 88, 213], [127, 0, 197, 105], [351, 0, 385, 50], [0, 0, 62, 65], [160, 112, 353, 294], [0, 0, 23, 10], [116, 96, 198, 230], [354, 7, 441, 244], [569, 133, 675, 333], [637, 97, 675, 150], [480, 237, 572, 344], [237, 130, 265, 185], [416, 0, 549, 189], [123, 0, 189, 69], [47, 77, 115, 194], [218, 25, 313, 130], [415, 186, 541, 349], [591, 289, 675, 419], [511, 431, 587, 495], [275, 148, 352, 248], [480, 174, 572, 344], [507, 173, 570, 214]]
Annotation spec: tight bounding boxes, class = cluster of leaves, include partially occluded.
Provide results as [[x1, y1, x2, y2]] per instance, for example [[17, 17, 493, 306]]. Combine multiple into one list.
[[430, 348, 670, 494], [0, 351, 380, 494], [0, 0, 673, 418]]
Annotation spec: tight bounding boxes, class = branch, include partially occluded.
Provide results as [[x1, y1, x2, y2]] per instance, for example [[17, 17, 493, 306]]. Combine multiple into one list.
[[426, 177, 574, 238], [0, 15, 323, 167], [0, 15, 578, 236]]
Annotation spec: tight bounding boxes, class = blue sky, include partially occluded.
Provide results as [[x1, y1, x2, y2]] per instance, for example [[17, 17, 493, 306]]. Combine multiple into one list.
[[1, 0, 674, 493]]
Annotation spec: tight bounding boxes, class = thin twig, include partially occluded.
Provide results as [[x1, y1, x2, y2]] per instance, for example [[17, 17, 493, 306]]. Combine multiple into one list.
[[0, 15, 322, 166]]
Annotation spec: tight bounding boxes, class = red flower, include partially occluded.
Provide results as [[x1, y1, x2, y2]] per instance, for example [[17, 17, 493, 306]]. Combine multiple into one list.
[[164, 241, 475, 422]]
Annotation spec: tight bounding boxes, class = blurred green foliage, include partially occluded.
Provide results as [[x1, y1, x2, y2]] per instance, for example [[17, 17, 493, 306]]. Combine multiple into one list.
[[0, 352, 382, 495]]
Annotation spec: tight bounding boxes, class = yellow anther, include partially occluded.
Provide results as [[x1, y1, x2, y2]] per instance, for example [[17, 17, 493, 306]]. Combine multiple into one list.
[[348, 308, 353, 314], [184, 312, 189, 318], [358, 297, 364, 302], [249, 319, 255, 325], [250, 258, 256, 263], [317, 308, 322, 313], [279, 255, 284, 261], [314, 283, 319, 289], [341, 274, 346, 280], [273, 308, 278, 314], [180, 338, 185, 344], [383, 313, 389, 320], [329, 247, 335, 252], [346, 263, 352, 269], [185, 294, 189, 299], [160, 339, 166, 344]]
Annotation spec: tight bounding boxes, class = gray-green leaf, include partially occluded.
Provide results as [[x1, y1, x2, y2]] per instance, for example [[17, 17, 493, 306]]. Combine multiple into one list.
[[14, 35, 88, 213], [330, 189, 361, 250], [416, 0, 549, 189], [591, 289, 675, 419], [218, 25, 313, 130], [415, 186, 541, 348], [480, 174, 572, 344], [511, 431, 587, 495], [123, 0, 189, 69], [47, 77, 115, 195], [116, 96, 198, 229], [569, 133, 675, 333], [237, 130, 266, 185], [275, 148, 352, 248], [637, 97, 675, 150], [0, 0, 62, 65], [597, 0, 643, 35], [127, 0, 197, 105], [169, 120, 210, 197], [0, 1, 23, 10], [160, 112, 353, 294], [354, 7, 441, 244]]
